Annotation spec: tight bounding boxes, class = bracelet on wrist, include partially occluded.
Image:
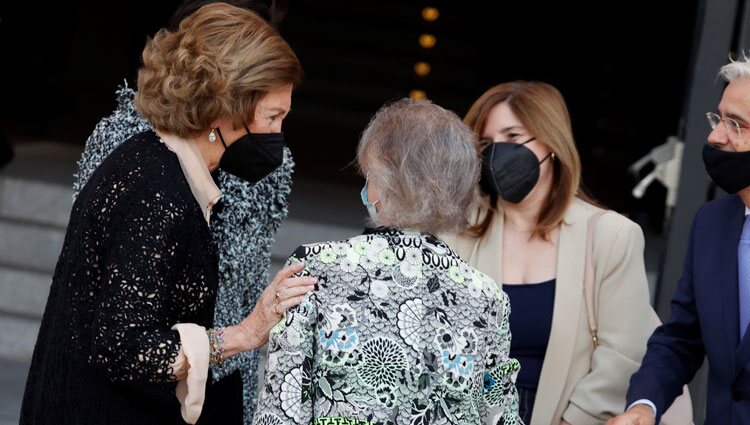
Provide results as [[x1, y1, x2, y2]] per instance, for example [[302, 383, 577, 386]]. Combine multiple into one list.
[[207, 327, 225, 368]]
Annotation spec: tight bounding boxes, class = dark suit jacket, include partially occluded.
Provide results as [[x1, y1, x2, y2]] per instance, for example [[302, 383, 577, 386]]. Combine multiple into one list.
[[628, 194, 750, 424]]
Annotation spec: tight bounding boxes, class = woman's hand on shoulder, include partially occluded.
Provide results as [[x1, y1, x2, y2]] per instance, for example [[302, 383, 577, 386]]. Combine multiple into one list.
[[223, 262, 317, 355]]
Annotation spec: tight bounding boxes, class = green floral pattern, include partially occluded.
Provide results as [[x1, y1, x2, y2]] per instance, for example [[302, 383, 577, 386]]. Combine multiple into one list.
[[254, 228, 521, 425]]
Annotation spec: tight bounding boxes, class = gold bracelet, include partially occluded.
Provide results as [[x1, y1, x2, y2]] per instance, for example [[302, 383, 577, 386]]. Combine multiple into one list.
[[207, 327, 225, 367]]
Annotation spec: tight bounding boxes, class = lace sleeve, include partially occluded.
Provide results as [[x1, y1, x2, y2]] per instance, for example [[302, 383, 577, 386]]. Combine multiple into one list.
[[482, 291, 522, 425], [90, 185, 191, 385]]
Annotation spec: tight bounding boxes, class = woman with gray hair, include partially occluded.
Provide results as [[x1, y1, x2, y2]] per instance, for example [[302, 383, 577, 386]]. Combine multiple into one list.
[[253, 99, 522, 425]]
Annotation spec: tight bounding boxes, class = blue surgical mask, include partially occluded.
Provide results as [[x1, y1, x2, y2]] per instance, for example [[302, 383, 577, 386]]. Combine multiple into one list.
[[360, 183, 379, 220]]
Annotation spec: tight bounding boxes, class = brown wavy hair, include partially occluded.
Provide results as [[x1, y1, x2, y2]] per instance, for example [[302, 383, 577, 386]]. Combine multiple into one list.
[[464, 81, 598, 240], [135, 3, 302, 138]]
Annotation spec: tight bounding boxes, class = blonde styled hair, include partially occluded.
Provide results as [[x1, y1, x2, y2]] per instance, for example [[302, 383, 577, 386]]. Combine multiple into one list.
[[135, 3, 302, 138], [357, 99, 480, 234], [464, 81, 595, 240]]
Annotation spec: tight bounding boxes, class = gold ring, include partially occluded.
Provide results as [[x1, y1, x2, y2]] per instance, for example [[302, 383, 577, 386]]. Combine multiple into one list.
[[273, 305, 283, 319], [275, 292, 283, 302]]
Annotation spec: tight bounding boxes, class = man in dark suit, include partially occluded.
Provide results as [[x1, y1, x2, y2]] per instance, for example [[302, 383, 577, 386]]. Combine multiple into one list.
[[608, 59, 750, 425]]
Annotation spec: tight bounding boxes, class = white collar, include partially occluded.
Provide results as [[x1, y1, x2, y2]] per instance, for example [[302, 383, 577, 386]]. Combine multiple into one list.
[[158, 133, 222, 224]]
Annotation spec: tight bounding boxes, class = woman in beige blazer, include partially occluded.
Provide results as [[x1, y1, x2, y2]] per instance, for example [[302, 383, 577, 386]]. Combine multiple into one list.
[[443, 81, 655, 425]]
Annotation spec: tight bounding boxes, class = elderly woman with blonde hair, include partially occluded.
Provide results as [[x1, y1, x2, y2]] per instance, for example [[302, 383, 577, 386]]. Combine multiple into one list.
[[20, 4, 313, 425], [253, 99, 522, 425]]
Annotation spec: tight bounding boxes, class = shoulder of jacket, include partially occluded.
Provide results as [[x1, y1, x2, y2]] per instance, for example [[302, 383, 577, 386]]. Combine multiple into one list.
[[307, 234, 368, 250], [439, 206, 491, 256], [697, 194, 741, 219], [103, 135, 192, 206], [570, 198, 639, 237], [290, 234, 365, 265], [468, 263, 505, 302]]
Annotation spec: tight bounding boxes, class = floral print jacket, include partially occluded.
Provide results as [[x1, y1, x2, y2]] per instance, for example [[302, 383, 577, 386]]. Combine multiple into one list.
[[254, 227, 522, 425]]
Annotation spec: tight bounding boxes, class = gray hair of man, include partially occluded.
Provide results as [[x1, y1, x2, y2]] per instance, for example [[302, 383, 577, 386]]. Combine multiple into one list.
[[357, 98, 480, 234], [720, 53, 750, 81]]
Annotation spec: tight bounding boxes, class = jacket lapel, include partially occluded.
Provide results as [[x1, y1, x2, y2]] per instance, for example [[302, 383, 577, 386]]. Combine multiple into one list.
[[473, 209, 505, 285], [532, 200, 587, 425], [723, 196, 743, 353], [441, 206, 505, 285], [728, 196, 750, 379]]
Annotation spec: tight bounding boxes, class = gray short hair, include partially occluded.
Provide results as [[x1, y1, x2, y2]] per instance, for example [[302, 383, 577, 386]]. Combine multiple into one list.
[[720, 53, 750, 81], [357, 99, 480, 234]]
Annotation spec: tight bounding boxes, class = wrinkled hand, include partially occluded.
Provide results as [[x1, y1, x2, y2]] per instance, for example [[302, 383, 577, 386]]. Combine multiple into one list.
[[225, 262, 316, 354], [606, 405, 655, 425]]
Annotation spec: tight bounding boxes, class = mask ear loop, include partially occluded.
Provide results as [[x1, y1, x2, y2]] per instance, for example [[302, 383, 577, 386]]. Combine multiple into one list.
[[215, 127, 228, 149], [362, 178, 381, 209], [539, 152, 554, 165], [520, 137, 555, 165]]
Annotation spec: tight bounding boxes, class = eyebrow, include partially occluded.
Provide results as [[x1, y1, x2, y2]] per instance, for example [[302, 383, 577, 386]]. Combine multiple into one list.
[[499, 125, 524, 132], [726, 112, 749, 124], [262, 107, 290, 115]]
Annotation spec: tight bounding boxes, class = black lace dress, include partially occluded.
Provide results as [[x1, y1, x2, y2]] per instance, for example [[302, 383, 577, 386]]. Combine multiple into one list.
[[20, 131, 241, 424]]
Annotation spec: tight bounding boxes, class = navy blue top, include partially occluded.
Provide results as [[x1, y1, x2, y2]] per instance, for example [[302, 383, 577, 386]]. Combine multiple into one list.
[[502, 279, 556, 390]]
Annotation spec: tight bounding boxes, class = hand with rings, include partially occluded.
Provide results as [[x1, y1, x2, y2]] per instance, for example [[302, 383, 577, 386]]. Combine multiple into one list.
[[273, 291, 285, 318], [226, 261, 317, 352]]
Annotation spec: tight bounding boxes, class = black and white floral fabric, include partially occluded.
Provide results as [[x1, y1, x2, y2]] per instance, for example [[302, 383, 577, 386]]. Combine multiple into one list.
[[254, 228, 521, 425]]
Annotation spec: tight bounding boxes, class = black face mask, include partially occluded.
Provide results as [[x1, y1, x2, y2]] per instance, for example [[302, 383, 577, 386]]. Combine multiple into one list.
[[480, 138, 552, 204], [216, 126, 284, 184], [702, 144, 750, 193]]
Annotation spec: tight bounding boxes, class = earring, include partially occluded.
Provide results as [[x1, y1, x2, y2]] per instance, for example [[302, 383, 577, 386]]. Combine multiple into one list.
[[550, 152, 556, 161], [208, 128, 217, 143]]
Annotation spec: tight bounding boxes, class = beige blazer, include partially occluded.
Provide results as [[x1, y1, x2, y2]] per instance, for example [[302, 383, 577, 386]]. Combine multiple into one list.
[[442, 197, 656, 425]]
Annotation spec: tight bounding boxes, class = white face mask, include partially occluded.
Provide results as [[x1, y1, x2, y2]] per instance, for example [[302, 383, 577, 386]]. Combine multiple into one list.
[[360, 183, 379, 221]]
